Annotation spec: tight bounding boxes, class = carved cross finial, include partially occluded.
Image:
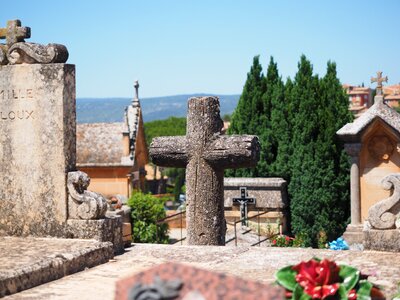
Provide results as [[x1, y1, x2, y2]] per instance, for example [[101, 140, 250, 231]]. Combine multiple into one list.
[[134, 80, 139, 100], [132, 80, 140, 107], [371, 71, 388, 95], [0, 20, 31, 47]]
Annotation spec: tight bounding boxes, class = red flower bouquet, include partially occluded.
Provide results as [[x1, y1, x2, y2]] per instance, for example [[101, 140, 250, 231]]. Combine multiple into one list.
[[275, 258, 385, 300]]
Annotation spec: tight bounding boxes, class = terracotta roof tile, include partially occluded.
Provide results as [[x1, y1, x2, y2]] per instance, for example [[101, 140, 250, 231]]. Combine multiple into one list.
[[76, 122, 132, 167]]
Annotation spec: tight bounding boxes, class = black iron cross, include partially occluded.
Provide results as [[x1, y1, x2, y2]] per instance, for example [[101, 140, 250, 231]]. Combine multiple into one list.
[[232, 187, 255, 226]]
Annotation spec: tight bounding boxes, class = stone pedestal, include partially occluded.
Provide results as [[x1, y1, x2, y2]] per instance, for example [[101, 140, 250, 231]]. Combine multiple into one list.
[[364, 229, 400, 252], [0, 64, 76, 237], [342, 224, 364, 245], [67, 217, 123, 254]]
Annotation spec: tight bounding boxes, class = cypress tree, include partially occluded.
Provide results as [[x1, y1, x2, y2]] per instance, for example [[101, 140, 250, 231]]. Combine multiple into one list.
[[288, 56, 352, 246], [257, 57, 281, 176], [287, 55, 321, 246], [227, 56, 265, 177]]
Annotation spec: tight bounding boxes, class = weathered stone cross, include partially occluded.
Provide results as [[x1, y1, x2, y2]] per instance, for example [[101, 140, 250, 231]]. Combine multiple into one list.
[[232, 187, 256, 227], [0, 20, 31, 46], [150, 96, 260, 245], [371, 71, 388, 95]]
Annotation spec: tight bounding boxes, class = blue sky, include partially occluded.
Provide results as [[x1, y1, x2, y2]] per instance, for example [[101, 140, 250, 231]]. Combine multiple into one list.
[[2, 1, 400, 98]]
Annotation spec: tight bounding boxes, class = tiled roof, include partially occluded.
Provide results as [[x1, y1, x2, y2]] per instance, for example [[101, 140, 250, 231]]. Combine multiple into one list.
[[349, 90, 369, 95], [384, 84, 400, 94], [76, 122, 133, 167], [337, 95, 400, 141], [385, 94, 400, 100]]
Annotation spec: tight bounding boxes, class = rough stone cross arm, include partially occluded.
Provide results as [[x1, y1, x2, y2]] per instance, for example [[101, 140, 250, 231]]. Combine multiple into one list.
[[150, 135, 259, 169]]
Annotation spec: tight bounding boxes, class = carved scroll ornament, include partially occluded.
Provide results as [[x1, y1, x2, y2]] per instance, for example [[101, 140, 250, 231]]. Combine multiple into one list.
[[67, 171, 107, 220], [368, 173, 400, 229], [7, 42, 68, 64]]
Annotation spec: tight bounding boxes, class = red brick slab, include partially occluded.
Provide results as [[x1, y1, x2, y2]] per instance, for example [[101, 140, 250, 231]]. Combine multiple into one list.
[[115, 262, 284, 300]]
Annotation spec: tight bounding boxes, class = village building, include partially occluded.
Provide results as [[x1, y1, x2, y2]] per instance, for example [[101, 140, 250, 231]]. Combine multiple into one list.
[[383, 84, 400, 108], [343, 84, 373, 117], [76, 81, 148, 200]]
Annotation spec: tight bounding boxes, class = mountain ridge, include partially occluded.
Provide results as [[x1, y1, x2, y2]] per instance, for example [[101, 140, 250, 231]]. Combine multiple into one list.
[[77, 94, 240, 123]]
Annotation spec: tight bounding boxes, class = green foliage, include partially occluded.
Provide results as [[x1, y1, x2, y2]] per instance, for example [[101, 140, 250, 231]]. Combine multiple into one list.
[[228, 55, 352, 247], [144, 116, 186, 146], [222, 114, 231, 122], [127, 191, 169, 243], [288, 58, 352, 246], [144, 117, 187, 197], [166, 168, 185, 200], [271, 234, 307, 248], [227, 56, 283, 177]]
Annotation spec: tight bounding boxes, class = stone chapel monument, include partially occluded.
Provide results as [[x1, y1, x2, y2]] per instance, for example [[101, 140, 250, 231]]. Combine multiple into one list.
[[338, 71, 400, 251], [0, 20, 122, 251]]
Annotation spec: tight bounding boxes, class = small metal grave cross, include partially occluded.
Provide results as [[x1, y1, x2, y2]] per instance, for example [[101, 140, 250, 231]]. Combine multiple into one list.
[[232, 187, 255, 227], [150, 96, 260, 245], [371, 71, 388, 95], [0, 20, 31, 46]]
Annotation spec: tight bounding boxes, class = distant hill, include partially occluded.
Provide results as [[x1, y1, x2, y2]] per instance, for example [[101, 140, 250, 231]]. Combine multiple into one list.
[[76, 94, 240, 123]]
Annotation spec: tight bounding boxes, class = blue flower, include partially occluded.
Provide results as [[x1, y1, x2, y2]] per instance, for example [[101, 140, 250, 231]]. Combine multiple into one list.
[[329, 237, 349, 250]]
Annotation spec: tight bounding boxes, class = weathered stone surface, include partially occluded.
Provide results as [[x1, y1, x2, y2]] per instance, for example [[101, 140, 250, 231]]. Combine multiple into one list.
[[0, 63, 76, 237], [6, 244, 400, 299], [368, 173, 400, 229], [67, 216, 123, 254], [0, 236, 113, 297], [115, 262, 285, 300], [150, 97, 260, 246], [8, 42, 69, 65], [224, 177, 287, 209], [364, 229, 400, 252], [67, 171, 108, 220], [342, 224, 364, 246]]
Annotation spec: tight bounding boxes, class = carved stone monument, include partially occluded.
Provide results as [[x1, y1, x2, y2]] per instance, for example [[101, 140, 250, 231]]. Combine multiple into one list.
[[337, 71, 400, 249], [0, 20, 122, 252], [150, 96, 260, 245]]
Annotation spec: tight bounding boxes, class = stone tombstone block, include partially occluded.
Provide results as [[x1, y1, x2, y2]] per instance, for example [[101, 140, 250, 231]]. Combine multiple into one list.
[[224, 177, 287, 209], [114, 262, 285, 300], [0, 63, 76, 236], [224, 177, 288, 233]]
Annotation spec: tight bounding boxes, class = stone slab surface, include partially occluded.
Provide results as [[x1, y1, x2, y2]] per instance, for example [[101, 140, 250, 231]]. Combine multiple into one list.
[[0, 236, 113, 297], [115, 262, 284, 300], [364, 229, 400, 252], [5, 244, 400, 299]]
